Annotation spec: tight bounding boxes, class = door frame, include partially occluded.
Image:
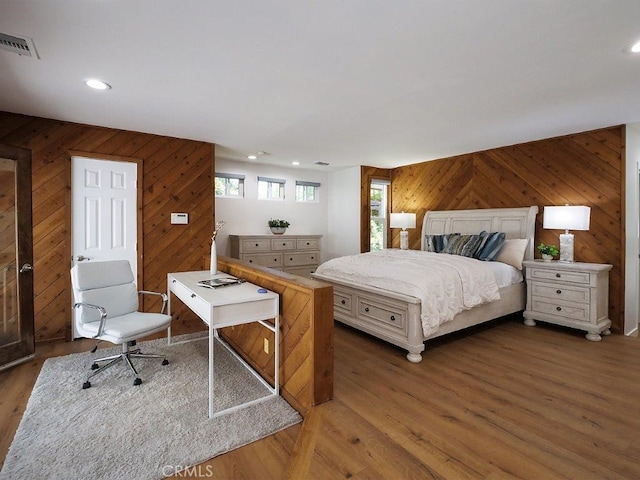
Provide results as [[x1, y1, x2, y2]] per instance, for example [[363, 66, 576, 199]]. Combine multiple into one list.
[[66, 151, 143, 340], [0, 144, 35, 370]]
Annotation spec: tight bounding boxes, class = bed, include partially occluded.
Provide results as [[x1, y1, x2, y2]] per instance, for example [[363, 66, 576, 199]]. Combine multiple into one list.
[[312, 206, 538, 362]]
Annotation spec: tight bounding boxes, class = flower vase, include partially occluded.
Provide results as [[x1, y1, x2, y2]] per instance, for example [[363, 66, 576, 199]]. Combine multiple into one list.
[[210, 240, 217, 274], [542, 253, 553, 262]]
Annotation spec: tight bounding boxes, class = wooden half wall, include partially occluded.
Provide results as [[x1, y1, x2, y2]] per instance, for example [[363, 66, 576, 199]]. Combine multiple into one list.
[[382, 126, 625, 332], [0, 112, 214, 342]]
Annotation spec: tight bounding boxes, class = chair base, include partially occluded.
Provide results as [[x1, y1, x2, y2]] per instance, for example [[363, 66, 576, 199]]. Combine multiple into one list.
[[82, 343, 169, 389]]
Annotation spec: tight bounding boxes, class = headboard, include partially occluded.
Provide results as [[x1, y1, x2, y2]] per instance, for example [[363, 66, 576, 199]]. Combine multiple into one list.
[[421, 206, 539, 260]]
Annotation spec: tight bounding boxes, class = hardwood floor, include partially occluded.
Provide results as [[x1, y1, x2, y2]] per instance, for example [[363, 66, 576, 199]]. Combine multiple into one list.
[[2, 317, 639, 479]]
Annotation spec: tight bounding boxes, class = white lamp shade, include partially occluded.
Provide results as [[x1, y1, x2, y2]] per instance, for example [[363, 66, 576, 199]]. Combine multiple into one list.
[[543, 206, 590, 231], [389, 212, 416, 229]]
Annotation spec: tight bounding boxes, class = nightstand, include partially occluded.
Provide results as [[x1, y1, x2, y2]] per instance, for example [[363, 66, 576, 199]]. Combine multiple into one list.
[[522, 260, 612, 341]]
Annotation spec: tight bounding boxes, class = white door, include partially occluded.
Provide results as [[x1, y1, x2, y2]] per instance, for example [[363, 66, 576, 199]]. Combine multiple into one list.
[[71, 156, 138, 338]]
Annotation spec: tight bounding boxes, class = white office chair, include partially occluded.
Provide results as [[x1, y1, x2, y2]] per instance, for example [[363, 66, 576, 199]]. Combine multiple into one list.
[[71, 260, 172, 389]]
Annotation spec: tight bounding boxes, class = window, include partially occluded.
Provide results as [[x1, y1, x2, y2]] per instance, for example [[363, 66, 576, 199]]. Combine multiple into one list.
[[370, 180, 389, 251], [215, 173, 245, 198], [257, 176, 285, 200], [295, 180, 320, 202]]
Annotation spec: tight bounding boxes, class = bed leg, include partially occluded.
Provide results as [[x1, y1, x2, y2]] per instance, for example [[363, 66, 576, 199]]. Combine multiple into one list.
[[406, 352, 423, 363]]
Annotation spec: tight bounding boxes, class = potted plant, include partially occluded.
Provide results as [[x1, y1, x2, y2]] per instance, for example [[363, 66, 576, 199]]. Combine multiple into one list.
[[268, 219, 290, 235], [536, 242, 559, 262]]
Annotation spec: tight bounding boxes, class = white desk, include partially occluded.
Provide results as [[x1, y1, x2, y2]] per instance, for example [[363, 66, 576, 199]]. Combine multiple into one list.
[[167, 271, 279, 418]]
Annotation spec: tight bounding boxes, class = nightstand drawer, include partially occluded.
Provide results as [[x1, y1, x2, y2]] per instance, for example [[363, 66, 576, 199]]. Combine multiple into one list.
[[530, 282, 590, 303], [241, 239, 272, 252], [242, 253, 283, 267], [284, 252, 319, 267], [271, 239, 296, 250], [529, 298, 590, 323], [529, 268, 590, 285]]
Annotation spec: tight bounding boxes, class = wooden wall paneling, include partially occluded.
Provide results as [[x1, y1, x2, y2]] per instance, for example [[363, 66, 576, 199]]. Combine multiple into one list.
[[0, 111, 215, 342], [388, 126, 625, 332]]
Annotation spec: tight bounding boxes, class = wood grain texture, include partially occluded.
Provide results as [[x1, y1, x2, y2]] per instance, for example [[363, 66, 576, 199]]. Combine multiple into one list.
[[3, 319, 640, 478], [0, 112, 214, 342], [386, 126, 625, 332], [212, 256, 334, 414]]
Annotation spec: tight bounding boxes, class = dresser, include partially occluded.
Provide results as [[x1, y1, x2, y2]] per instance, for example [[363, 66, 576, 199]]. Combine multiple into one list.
[[228, 234, 322, 278], [522, 260, 612, 341]]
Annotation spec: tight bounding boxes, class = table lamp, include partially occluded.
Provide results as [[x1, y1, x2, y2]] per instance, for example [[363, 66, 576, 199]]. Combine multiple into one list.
[[389, 212, 416, 250], [542, 205, 590, 263]]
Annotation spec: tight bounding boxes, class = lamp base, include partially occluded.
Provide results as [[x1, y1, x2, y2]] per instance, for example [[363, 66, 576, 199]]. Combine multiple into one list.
[[400, 230, 409, 250], [559, 233, 574, 263]]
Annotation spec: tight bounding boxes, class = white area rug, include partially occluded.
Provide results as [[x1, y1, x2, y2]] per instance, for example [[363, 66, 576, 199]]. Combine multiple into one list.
[[0, 334, 301, 480]]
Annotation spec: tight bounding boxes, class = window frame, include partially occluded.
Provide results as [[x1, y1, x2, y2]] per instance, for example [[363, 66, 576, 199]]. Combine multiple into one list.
[[257, 176, 286, 201], [295, 180, 321, 203], [215, 172, 245, 198]]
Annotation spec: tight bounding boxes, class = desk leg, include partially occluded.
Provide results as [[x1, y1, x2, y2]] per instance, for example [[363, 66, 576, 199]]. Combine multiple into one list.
[[209, 320, 214, 418]]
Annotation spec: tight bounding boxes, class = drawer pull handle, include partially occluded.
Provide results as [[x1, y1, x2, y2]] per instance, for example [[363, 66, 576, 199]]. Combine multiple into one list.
[[341, 300, 346, 305], [556, 289, 562, 294], [290, 258, 293, 261], [556, 306, 562, 311], [307, 242, 310, 245], [390, 315, 396, 321], [249, 260, 253, 263], [555, 273, 561, 278], [364, 307, 369, 312], [191, 293, 196, 298], [255, 243, 259, 247], [274, 259, 278, 262], [282, 243, 286, 246], [311, 256, 314, 260], [172, 279, 176, 283]]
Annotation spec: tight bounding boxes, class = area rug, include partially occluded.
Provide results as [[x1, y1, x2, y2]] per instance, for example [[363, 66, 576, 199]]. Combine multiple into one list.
[[0, 334, 301, 480]]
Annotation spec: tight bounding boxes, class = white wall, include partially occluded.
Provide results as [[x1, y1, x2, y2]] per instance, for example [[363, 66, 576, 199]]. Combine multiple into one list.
[[214, 158, 329, 262], [625, 123, 640, 336], [327, 166, 361, 259]]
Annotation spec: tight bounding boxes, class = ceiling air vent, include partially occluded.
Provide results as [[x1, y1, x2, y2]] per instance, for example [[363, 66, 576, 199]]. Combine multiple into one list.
[[314, 161, 330, 166], [0, 33, 39, 59]]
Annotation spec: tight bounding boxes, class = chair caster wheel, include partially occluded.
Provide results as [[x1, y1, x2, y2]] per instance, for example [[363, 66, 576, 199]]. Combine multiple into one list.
[[133, 378, 142, 386], [82, 381, 91, 389], [162, 359, 169, 366], [91, 363, 99, 370]]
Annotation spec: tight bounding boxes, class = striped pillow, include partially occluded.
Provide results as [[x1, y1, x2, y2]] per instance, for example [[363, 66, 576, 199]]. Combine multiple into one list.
[[476, 232, 506, 261], [424, 234, 448, 253]]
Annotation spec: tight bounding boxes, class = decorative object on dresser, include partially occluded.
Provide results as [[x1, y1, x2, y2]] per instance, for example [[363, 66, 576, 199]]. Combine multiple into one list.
[[313, 206, 538, 362], [267, 218, 290, 235], [523, 260, 612, 341], [536, 242, 559, 262], [389, 212, 417, 250], [210, 220, 225, 274], [542, 205, 590, 263], [229, 234, 322, 278]]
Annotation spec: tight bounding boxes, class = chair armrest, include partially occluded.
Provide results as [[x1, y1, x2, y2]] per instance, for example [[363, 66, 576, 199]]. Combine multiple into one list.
[[73, 302, 108, 338], [139, 290, 169, 314]]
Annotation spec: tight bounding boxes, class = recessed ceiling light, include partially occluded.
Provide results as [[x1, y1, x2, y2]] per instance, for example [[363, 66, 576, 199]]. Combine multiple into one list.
[[291, 161, 300, 166], [247, 155, 257, 160], [85, 79, 111, 90], [623, 39, 640, 54]]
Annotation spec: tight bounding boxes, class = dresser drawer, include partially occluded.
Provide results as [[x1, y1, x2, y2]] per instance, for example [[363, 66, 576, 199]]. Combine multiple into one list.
[[284, 252, 319, 267], [297, 238, 320, 250], [271, 239, 296, 250], [529, 268, 590, 285], [357, 297, 406, 332], [529, 297, 590, 323], [529, 282, 590, 303], [242, 253, 283, 267], [241, 239, 271, 252], [334, 290, 354, 313]]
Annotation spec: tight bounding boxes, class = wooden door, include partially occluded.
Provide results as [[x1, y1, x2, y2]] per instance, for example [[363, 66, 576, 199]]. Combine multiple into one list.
[[0, 144, 34, 371]]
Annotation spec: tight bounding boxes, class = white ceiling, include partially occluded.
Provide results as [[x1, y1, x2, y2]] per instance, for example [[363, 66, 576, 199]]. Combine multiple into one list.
[[1, 0, 640, 171]]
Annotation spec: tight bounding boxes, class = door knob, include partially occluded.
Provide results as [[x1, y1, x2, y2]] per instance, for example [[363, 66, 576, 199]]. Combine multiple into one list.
[[19, 263, 33, 273], [76, 255, 90, 261]]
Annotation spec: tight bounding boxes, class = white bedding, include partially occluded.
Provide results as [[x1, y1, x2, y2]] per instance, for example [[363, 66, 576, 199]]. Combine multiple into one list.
[[485, 261, 523, 288], [315, 250, 502, 337]]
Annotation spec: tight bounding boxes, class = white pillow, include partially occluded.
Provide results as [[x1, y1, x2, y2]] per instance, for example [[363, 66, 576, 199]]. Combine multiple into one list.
[[495, 238, 529, 270]]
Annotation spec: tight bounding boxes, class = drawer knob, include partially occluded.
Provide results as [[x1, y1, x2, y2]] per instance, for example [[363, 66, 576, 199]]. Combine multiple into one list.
[[556, 306, 562, 311], [390, 315, 396, 321], [341, 299, 346, 305], [282, 243, 286, 246], [364, 307, 369, 312], [311, 256, 314, 260], [172, 279, 176, 283], [555, 273, 561, 278], [191, 293, 196, 298], [255, 243, 259, 246], [306, 242, 310, 245], [249, 259, 253, 263], [556, 289, 562, 294], [274, 258, 278, 262]]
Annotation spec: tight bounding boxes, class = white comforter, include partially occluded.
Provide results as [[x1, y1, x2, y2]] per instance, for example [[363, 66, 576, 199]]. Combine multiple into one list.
[[315, 250, 501, 337]]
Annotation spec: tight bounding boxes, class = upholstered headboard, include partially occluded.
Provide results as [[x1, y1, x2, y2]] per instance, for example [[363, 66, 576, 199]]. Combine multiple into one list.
[[421, 206, 539, 260]]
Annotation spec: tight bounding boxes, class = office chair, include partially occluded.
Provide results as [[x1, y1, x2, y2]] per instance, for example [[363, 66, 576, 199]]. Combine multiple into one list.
[[71, 260, 172, 389]]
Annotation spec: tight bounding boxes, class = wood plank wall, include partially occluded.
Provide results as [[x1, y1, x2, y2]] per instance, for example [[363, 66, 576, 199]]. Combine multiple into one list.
[[379, 126, 625, 332], [0, 112, 214, 342]]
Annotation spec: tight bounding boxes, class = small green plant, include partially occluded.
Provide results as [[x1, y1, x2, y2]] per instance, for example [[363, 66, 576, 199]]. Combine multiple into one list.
[[268, 219, 290, 228], [536, 243, 559, 256]]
